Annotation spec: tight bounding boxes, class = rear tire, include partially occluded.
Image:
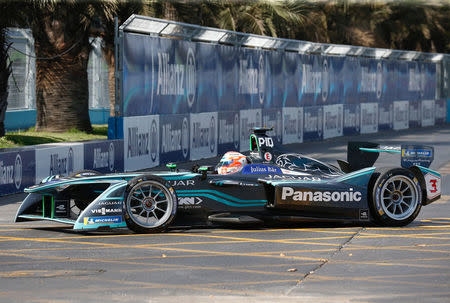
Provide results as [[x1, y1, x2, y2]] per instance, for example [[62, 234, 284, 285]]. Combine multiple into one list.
[[369, 167, 422, 226], [124, 175, 177, 233]]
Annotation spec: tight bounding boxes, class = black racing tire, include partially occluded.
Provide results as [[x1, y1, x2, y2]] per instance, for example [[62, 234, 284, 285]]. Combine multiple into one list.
[[368, 167, 422, 227], [69, 170, 103, 178], [124, 175, 177, 233]]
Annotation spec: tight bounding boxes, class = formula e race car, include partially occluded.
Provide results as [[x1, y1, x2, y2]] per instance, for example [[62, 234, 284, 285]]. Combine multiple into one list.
[[15, 128, 441, 233]]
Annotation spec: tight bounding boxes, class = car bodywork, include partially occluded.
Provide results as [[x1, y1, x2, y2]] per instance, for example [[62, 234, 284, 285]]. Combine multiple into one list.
[[15, 128, 441, 231]]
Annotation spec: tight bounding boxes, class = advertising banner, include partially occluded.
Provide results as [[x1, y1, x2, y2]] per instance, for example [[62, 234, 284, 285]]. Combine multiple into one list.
[[120, 29, 440, 168], [218, 111, 240, 155], [262, 108, 282, 146], [378, 102, 393, 131], [160, 114, 190, 163], [435, 99, 446, 125], [299, 55, 328, 106], [303, 106, 323, 141], [343, 104, 360, 136], [421, 100, 435, 127], [190, 112, 218, 160], [360, 103, 378, 134], [239, 109, 262, 152], [123, 115, 159, 171], [393, 101, 409, 130], [282, 107, 303, 145], [409, 100, 421, 128], [35, 144, 84, 182], [358, 58, 383, 103], [280, 52, 300, 108], [0, 150, 35, 195], [323, 104, 343, 139], [84, 140, 124, 174]]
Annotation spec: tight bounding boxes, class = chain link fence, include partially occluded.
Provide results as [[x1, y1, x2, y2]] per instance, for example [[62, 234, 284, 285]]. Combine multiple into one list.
[[6, 29, 110, 112], [6, 28, 35, 110]]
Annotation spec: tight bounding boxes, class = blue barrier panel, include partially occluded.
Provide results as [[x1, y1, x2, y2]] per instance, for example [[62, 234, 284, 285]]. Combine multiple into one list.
[[303, 106, 323, 141], [160, 114, 190, 163], [0, 149, 35, 196], [435, 99, 447, 125], [121, 30, 440, 166], [447, 98, 450, 123], [84, 140, 124, 174], [218, 111, 240, 155]]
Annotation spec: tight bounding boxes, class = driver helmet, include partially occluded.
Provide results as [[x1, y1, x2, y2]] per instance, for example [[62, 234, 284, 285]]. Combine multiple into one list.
[[217, 151, 247, 175]]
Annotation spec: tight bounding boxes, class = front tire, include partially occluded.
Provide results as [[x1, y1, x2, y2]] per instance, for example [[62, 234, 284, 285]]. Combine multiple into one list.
[[369, 168, 422, 227], [124, 175, 177, 233]]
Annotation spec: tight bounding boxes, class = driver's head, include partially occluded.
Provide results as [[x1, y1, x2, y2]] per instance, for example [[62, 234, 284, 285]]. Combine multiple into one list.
[[217, 151, 247, 175]]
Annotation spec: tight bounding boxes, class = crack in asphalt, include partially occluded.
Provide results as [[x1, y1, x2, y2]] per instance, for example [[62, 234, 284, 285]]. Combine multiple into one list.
[[285, 227, 365, 295]]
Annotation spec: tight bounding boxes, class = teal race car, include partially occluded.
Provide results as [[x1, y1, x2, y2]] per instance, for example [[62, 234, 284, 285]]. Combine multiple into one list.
[[15, 128, 441, 233]]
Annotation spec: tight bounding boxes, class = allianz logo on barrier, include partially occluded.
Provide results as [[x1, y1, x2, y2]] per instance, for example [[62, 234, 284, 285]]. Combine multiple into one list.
[[50, 148, 74, 176], [156, 48, 196, 108], [281, 187, 362, 202], [0, 154, 22, 189], [238, 54, 265, 104], [192, 116, 216, 153], [93, 142, 115, 172], [161, 117, 189, 158], [127, 119, 158, 161]]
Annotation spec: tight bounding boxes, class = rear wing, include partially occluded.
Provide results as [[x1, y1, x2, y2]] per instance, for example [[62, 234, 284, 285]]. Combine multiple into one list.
[[338, 142, 434, 172]]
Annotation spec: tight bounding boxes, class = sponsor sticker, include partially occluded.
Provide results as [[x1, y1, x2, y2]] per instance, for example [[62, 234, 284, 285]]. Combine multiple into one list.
[[359, 209, 369, 220], [90, 207, 122, 215], [168, 179, 195, 187], [99, 200, 123, 206], [242, 165, 281, 175], [264, 152, 272, 162], [84, 216, 122, 225], [280, 187, 362, 202], [424, 173, 441, 199]]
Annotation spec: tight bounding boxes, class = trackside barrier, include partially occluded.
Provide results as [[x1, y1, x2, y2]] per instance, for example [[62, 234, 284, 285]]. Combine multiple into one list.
[[0, 140, 124, 196], [116, 15, 448, 171], [0, 104, 448, 197]]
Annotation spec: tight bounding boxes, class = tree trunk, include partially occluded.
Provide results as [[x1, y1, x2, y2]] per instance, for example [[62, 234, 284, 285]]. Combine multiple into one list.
[[0, 30, 11, 137], [106, 52, 115, 117], [36, 54, 92, 132], [34, 11, 92, 133]]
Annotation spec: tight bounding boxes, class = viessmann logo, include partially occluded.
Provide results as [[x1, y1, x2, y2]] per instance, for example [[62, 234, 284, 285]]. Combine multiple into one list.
[[281, 187, 362, 202]]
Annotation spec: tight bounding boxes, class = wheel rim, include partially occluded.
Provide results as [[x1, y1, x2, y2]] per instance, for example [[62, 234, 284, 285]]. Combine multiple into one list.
[[380, 175, 418, 221], [126, 181, 173, 228]]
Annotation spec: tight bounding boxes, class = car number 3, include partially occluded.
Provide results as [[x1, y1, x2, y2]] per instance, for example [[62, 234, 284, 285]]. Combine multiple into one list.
[[429, 179, 438, 193]]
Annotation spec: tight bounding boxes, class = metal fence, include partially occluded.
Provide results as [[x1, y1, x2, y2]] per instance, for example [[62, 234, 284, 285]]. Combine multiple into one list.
[[88, 37, 110, 109], [6, 28, 36, 110], [6, 29, 110, 112], [117, 14, 449, 112]]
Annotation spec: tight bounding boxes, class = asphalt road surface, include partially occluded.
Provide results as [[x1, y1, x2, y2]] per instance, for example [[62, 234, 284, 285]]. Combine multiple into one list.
[[1, 125, 450, 302]]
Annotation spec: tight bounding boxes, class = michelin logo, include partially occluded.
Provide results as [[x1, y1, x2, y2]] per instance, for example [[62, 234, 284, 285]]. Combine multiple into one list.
[[84, 216, 122, 225], [281, 187, 362, 202]]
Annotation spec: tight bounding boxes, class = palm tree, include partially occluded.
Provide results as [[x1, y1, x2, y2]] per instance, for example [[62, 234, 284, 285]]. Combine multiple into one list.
[[0, 28, 12, 137], [28, 1, 121, 132]]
